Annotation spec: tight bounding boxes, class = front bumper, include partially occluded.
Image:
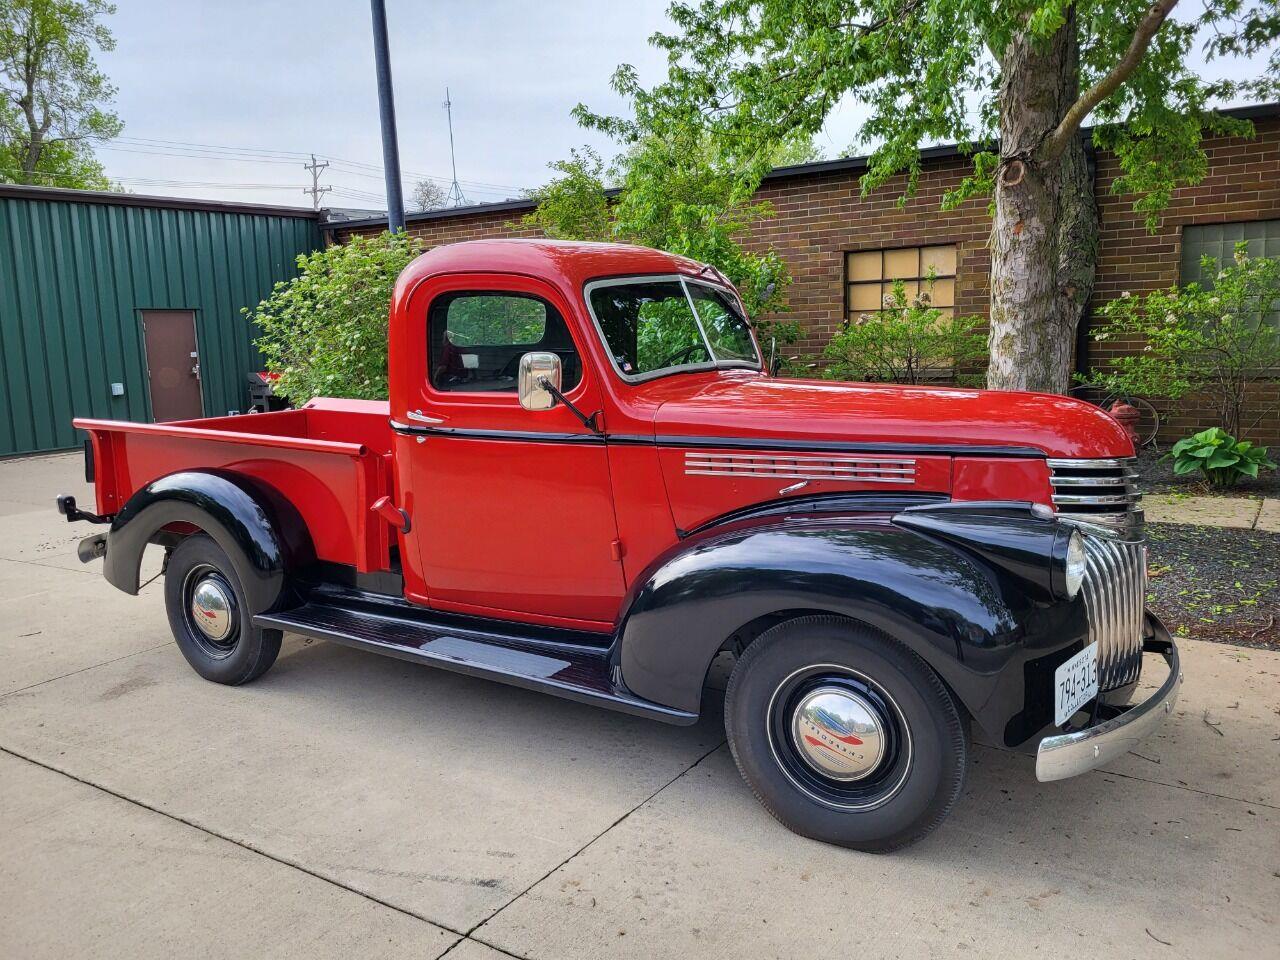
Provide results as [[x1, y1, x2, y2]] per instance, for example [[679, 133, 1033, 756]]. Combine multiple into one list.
[[1035, 612, 1182, 782]]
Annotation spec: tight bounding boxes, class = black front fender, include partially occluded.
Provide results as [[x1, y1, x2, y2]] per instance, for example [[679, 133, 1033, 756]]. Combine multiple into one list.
[[617, 513, 1089, 746], [103, 470, 310, 614]]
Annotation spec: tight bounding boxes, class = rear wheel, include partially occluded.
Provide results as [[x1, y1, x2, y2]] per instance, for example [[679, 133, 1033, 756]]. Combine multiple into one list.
[[725, 616, 968, 852], [164, 534, 281, 685]]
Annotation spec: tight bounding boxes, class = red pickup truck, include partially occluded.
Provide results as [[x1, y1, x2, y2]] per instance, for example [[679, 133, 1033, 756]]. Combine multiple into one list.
[[61, 239, 1180, 851]]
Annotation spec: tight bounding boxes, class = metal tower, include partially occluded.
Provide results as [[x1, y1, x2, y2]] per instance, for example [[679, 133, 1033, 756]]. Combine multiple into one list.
[[443, 87, 468, 207]]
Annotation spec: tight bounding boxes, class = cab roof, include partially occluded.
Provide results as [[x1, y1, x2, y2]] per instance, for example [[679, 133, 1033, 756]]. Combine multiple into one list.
[[397, 238, 717, 290]]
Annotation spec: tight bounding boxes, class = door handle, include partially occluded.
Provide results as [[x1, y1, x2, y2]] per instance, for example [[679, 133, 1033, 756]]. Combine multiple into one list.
[[406, 409, 445, 425]]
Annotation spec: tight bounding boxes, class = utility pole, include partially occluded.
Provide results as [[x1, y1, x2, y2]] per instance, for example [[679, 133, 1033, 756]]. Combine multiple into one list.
[[369, 0, 405, 231], [443, 87, 468, 207], [302, 154, 332, 211]]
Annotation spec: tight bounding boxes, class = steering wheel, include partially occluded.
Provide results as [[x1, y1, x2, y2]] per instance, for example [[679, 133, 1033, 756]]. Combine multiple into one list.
[[656, 344, 708, 370]]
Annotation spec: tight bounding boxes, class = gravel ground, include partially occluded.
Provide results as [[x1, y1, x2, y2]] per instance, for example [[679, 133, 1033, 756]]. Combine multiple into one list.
[[1136, 446, 1280, 497], [1146, 522, 1280, 648]]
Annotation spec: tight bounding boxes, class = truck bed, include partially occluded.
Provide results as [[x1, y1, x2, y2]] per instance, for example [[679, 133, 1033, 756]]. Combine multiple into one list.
[[73, 398, 396, 572]]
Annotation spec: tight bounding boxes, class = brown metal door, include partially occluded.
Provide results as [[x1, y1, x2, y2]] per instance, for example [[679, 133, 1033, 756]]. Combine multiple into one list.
[[141, 310, 204, 422]]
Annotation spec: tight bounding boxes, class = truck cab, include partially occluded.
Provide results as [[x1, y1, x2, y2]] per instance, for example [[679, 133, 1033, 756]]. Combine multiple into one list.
[[64, 239, 1181, 852]]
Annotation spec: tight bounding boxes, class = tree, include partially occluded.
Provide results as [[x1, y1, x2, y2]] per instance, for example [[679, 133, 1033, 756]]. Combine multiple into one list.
[[0, 0, 121, 189], [524, 133, 822, 358], [248, 231, 423, 402], [410, 178, 448, 212], [582, 0, 1278, 393]]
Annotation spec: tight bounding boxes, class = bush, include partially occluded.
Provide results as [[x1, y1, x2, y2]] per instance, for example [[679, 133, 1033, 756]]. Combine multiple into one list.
[[1084, 245, 1280, 438], [822, 280, 986, 385], [1165, 428, 1277, 488], [247, 231, 423, 402]]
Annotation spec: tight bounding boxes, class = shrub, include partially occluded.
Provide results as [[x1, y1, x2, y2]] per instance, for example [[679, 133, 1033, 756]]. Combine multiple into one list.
[[822, 280, 986, 385], [247, 231, 423, 402], [1084, 245, 1280, 438], [1165, 427, 1277, 488]]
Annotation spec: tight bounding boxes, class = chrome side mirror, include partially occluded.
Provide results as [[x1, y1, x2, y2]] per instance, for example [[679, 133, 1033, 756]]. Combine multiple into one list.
[[518, 352, 562, 411]]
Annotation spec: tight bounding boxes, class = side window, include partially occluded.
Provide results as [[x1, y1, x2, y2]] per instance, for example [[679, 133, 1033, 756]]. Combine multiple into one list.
[[428, 292, 582, 393]]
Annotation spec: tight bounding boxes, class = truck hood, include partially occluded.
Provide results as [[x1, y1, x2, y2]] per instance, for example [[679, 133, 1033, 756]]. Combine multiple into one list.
[[650, 376, 1135, 459]]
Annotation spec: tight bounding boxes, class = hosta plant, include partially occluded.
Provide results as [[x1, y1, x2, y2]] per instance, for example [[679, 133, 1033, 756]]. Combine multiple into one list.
[[1165, 428, 1277, 488]]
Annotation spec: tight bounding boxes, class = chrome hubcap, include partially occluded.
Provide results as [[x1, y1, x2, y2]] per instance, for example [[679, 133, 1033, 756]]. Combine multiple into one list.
[[790, 685, 886, 780], [190, 578, 233, 642]]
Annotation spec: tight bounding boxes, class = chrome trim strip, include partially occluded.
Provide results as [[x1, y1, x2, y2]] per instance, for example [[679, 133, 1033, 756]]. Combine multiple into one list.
[[684, 451, 917, 483], [687, 470, 916, 483], [688, 452, 917, 467], [1046, 457, 1131, 469], [1049, 474, 1139, 486], [1052, 492, 1141, 505], [1037, 626, 1181, 782], [687, 464, 915, 474], [388, 420, 1050, 457]]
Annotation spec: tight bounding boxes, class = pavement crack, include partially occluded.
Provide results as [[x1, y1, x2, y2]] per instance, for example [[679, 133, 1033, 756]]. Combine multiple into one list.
[[464, 737, 728, 943], [0, 555, 102, 576], [1093, 766, 1280, 810], [0, 643, 171, 699], [973, 742, 1280, 811], [0, 744, 528, 960]]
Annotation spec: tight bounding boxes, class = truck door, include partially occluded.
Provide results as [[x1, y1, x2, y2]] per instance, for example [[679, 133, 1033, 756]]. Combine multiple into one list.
[[403, 275, 625, 629]]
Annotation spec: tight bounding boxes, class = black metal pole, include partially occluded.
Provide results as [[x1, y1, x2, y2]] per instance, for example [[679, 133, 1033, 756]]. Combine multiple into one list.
[[369, 0, 405, 232]]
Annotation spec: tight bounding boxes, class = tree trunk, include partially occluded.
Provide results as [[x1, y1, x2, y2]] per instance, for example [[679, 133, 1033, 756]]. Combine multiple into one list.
[[988, 13, 1099, 394]]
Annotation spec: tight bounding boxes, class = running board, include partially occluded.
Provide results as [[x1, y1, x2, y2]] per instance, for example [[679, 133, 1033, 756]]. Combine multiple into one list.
[[255, 602, 698, 725]]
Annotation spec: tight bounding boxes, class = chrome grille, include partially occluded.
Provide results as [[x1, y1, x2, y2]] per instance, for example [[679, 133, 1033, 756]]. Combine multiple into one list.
[[1079, 532, 1147, 691], [1047, 457, 1142, 528], [684, 452, 916, 483]]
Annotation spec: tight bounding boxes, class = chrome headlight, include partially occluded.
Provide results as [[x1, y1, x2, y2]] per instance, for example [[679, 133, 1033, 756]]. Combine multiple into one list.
[[1062, 530, 1087, 599]]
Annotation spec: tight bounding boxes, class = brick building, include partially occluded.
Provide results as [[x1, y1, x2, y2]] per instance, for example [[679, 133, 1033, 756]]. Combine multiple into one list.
[[330, 102, 1280, 445]]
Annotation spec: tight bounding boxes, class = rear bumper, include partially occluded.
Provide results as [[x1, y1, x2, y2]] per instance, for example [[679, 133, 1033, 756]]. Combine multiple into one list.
[[1035, 612, 1182, 782]]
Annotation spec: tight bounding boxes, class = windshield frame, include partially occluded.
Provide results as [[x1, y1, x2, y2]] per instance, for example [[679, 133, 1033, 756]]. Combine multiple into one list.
[[582, 273, 763, 384]]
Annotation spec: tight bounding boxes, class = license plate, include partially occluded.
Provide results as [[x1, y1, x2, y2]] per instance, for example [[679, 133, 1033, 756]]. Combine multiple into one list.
[[1054, 643, 1099, 726]]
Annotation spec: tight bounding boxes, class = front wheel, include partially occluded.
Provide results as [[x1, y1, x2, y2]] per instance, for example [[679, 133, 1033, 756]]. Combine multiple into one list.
[[724, 616, 968, 852], [164, 534, 282, 685]]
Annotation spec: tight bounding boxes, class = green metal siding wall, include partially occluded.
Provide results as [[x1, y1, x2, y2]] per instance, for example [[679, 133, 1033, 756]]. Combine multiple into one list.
[[0, 194, 321, 456]]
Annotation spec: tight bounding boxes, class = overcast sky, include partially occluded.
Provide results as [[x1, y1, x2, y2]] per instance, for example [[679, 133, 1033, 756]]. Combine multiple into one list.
[[94, 0, 735, 210], [95, 1, 1267, 212]]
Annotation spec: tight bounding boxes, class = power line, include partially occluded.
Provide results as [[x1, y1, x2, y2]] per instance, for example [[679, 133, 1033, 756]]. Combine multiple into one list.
[[94, 133, 524, 193], [92, 141, 519, 199]]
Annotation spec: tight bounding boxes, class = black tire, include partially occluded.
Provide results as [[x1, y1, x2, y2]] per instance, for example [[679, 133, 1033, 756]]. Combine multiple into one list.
[[164, 534, 282, 685], [724, 615, 968, 852]]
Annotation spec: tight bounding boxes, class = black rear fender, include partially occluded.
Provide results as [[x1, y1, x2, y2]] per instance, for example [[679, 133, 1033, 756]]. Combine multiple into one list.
[[617, 514, 1089, 745], [103, 470, 312, 614]]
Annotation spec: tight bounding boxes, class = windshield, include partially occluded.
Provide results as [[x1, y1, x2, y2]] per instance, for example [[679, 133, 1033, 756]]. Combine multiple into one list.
[[587, 276, 761, 380]]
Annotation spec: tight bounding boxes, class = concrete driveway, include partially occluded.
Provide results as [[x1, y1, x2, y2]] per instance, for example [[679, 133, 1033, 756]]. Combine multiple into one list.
[[2, 452, 1277, 959]]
